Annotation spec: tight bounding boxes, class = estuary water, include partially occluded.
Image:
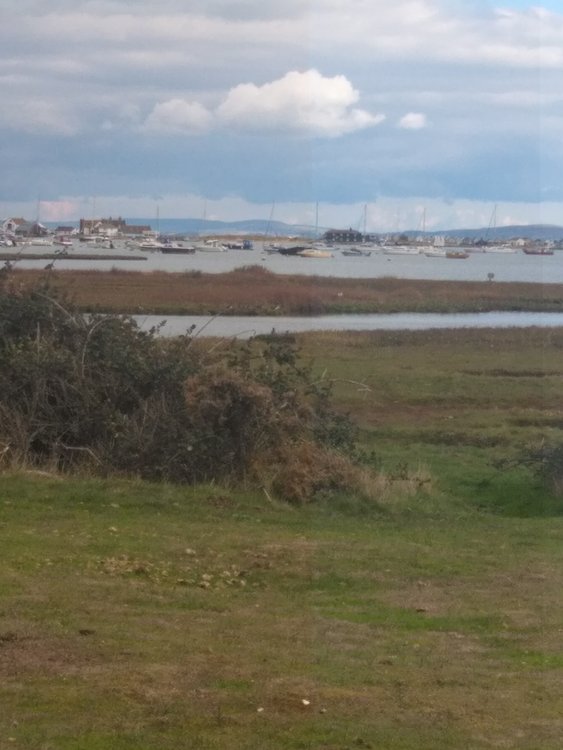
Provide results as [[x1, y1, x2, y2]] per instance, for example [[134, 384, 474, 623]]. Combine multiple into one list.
[[8, 239, 563, 284], [134, 311, 563, 338], [11, 238, 562, 335]]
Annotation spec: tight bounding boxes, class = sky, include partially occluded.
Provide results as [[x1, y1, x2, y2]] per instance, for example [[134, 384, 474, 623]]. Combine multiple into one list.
[[1, 0, 563, 232]]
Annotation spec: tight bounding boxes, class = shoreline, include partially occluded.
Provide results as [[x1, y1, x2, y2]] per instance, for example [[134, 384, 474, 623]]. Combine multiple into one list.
[[0, 252, 147, 262]]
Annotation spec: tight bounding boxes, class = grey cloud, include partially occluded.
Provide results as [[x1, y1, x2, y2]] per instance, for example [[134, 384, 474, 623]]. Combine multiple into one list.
[[1, 0, 562, 216]]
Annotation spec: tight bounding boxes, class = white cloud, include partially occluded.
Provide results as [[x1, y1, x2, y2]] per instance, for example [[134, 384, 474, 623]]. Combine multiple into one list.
[[2, 1, 563, 211], [142, 99, 214, 135], [142, 69, 384, 138], [398, 112, 428, 130], [216, 69, 384, 137]]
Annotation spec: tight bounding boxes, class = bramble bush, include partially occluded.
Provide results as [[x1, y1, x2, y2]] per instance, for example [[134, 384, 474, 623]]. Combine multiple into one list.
[[513, 442, 563, 496], [0, 272, 365, 502]]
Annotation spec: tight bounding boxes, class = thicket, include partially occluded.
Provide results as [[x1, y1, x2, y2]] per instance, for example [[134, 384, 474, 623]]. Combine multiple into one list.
[[510, 442, 563, 497], [0, 271, 364, 502]]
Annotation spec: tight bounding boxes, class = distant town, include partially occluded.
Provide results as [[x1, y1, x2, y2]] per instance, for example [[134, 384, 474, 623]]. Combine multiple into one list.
[[2, 214, 563, 253]]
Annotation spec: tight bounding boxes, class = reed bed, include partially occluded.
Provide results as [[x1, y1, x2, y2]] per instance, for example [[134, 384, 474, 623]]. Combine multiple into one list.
[[9, 266, 563, 315]]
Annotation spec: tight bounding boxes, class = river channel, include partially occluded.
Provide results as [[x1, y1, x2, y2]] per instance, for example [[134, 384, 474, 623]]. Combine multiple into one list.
[[9, 240, 563, 284], [133, 311, 563, 338]]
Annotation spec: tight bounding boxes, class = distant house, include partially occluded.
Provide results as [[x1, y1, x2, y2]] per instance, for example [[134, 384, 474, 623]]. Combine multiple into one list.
[[55, 226, 77, 235], [323, 228, 367, 244], [8, 220, 49, 237], [2, 217, 27, 234], [79, 217, 152, 237], [79, 217, 128, 236], [120, 224, 152, 237]]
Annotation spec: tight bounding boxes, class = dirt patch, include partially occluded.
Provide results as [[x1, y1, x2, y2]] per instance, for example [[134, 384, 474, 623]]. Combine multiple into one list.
[[0, 625, 98, 679]]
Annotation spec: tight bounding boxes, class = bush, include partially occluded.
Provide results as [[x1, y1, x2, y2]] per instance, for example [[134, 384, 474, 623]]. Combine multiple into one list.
[[514, 442, 563, 496], [0, 274, 366, 501], [0, 277, 198, 475]]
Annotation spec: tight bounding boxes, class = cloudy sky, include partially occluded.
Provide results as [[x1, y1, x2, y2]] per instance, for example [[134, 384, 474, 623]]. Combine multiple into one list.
[[1, 0, 563, 231]]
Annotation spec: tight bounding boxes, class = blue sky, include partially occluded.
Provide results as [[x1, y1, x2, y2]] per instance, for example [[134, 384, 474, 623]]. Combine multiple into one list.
[[1, 0, 562, 231], [504, 0, 560, 8]]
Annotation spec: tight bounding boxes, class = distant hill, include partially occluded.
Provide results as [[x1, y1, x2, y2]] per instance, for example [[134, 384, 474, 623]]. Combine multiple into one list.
[[124, 217, 318, 237], [43, 217, 317, 237], [422, 224, 563, 242], [137, 219, 563, 242], [45, 218, 563, 241]]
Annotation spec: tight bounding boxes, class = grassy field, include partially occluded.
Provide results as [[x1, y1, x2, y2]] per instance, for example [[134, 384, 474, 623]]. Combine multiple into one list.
[[300, 327, 563, 513], [9, 266, 563, 315], [1, 327, 563, 749]]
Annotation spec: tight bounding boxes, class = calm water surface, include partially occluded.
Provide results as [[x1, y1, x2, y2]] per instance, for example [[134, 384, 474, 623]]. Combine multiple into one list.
[[134, 311, 563, 338], [9, 240, 563, 284]]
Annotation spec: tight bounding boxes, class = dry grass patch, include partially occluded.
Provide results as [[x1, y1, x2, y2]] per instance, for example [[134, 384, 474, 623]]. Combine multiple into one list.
[[9, 267, 563, 315]]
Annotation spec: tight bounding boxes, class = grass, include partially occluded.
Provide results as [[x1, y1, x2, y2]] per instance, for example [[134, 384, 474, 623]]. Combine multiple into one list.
[[1, 473, 562, 749], [8, 266, 563, 315], [2, 326, 563, 748]]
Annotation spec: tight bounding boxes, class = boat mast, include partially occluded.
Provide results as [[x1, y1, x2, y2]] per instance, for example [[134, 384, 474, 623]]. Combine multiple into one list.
[[265, 200, 275, 238], [202, 198, 207, 237], [417, 206, 426, 235], [485, 204, 497, 244]]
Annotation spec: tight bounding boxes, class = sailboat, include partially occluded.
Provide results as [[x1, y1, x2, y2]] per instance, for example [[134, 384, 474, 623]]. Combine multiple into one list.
[[27, 196, 53, 245], [342, 246, 371, 257], [481, 205, 516, 253], [297, 247, 333, 258], [194, 239, 227, 252], [384, 245, 420, 256], [189, 198, 226, 251], [522, 244, 554, 256]]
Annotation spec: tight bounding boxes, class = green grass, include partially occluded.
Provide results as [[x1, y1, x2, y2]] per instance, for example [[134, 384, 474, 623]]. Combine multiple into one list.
[[1, 472, 563, 749], [2, 327, 563, 748], [299, 328, 563, 518]]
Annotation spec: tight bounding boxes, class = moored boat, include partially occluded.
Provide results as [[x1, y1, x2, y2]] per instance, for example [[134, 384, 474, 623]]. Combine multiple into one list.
[[223, 240, 253, 250], [523, 246, 554, 256], [342, 246, 371, 257], [277, 245, 311, 256], [297, 248, 333, 258], [446, 249, 470, 259], [160, 242, 195, 254], [53, 235, 73, 247], [384, 246, 421, 256], [27, 237, 53, 246], [194, 239, 227, 252], [484, 245, 517, 254]]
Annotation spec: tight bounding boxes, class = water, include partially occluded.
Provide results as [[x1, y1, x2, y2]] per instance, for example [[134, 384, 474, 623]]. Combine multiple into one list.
[[133, 311, 563, 338], [6, 239, 563, 284]]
